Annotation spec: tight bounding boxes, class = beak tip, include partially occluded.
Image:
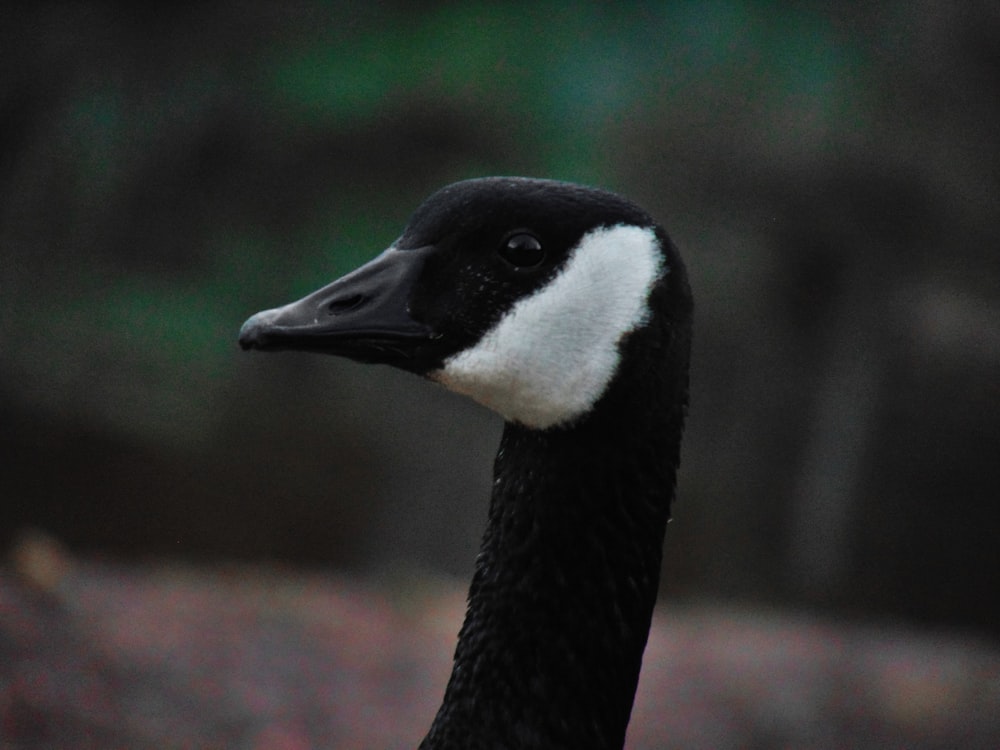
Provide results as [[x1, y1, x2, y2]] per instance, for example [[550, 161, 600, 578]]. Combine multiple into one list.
[[238, 309, 276, 351]]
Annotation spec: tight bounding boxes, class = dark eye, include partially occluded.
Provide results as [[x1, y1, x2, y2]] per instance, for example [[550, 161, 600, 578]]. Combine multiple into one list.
[[498, 233, 544, 268]]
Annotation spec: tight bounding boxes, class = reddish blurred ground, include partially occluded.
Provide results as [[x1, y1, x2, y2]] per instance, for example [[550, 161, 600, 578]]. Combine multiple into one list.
[[2, 532, 999, 749]]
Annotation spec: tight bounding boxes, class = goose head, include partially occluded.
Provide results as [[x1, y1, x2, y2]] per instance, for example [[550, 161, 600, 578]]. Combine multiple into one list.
[[240, 176, 688, 431]]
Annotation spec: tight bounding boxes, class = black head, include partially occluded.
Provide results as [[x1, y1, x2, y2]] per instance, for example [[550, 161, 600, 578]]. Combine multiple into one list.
[[239, 177, 689, 429]]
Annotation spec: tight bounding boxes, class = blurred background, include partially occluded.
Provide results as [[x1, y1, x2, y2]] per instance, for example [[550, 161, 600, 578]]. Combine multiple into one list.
[[2, 2, 999, 746]]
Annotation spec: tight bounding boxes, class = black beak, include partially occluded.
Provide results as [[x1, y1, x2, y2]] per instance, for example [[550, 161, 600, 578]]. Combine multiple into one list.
[[238, 245, 437, 368]]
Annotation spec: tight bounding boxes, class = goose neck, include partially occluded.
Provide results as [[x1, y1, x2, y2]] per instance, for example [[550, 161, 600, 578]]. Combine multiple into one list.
[[421, 410, 678, 750]]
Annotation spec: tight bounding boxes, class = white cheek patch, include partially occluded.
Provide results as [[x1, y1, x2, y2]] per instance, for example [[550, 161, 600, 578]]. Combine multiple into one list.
[[432, 224, 664, 429]]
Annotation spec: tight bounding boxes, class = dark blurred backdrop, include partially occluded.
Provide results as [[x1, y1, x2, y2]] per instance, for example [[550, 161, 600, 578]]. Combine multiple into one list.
[[2, 2, 998, 635]]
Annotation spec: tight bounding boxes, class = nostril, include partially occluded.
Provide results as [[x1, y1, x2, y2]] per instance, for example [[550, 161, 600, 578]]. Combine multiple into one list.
[[327, 294, 368, 316]]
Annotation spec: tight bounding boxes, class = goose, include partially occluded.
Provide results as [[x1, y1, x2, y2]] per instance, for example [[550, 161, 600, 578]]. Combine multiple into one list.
[[239, 176, 692, 750]]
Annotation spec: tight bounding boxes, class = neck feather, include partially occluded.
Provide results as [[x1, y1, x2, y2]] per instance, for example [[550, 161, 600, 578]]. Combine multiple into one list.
[[420, 367, 685, 750]]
